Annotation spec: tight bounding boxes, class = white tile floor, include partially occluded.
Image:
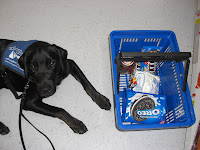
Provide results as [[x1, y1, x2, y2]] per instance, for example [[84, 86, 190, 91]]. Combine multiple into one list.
[[0, 0, 197, 150]]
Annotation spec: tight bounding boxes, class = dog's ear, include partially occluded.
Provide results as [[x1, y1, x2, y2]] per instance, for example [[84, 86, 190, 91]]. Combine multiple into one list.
[[18, 53, 28, 77], [51, 44, 68, 60], [51, 44, 68, 70]]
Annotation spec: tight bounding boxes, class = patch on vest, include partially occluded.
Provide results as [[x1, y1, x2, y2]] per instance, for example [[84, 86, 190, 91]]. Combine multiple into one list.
[[1, 40, 37, 77]]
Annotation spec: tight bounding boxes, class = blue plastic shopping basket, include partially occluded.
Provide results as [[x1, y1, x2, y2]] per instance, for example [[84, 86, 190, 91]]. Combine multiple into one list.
[[109, 30, 196, 131]]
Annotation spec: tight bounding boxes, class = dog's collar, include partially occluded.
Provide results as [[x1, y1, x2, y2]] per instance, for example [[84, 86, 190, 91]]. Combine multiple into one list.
[[0, 40, 37, 77]]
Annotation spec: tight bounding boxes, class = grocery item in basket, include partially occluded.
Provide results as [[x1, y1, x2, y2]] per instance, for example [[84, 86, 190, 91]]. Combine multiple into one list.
[[123, 90, 166, 124], [131, 71, 160, 94], [141, 46, 161, 52], [120, 61, 135, 74], [140, 47, 160, 74], [140, 61, 150, 72], [128, 74, 137, 89], [138, 61, 156, 74]]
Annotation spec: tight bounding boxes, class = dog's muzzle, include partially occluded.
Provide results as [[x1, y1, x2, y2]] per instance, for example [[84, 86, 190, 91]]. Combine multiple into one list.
[[36, 83, 56, 98]]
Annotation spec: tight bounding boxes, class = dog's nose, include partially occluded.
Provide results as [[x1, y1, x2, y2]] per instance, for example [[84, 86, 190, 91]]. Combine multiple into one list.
[[42, 88, 50, 93], [39, 85, 52, 94], [37, 83, 55, 98]]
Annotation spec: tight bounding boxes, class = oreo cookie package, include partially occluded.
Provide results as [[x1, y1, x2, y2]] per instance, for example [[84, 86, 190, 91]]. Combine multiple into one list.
[[123, 90, 166, 124]]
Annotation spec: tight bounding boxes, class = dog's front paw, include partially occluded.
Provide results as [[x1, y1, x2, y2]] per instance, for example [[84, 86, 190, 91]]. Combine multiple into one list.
[[0, 122, 10, 135], [94, 93, 111, 110], [69, 118, 88, 134]]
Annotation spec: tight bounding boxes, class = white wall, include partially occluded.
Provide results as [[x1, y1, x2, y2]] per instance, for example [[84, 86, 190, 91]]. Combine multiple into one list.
[[0, 0, 197, 150]]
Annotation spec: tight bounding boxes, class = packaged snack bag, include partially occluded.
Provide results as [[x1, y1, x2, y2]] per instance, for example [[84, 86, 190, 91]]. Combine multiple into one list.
[[131, 71, 160, 95], [123, 90, 166, 124]]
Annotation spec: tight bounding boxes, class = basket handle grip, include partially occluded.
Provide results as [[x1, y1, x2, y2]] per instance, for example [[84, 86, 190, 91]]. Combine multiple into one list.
[[182, 59, 190, 92]]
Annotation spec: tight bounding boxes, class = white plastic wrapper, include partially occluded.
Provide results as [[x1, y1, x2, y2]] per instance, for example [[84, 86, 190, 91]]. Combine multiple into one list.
[[132, 71, 160, 94]]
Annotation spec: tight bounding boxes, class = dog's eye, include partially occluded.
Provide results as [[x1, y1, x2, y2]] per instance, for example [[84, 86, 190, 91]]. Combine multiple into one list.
[[50, 60, 56, 67], [31, 64, 36, 70]]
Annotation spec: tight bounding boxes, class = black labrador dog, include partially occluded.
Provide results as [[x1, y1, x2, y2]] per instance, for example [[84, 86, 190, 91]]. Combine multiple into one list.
[[0, 39, 111, 135]]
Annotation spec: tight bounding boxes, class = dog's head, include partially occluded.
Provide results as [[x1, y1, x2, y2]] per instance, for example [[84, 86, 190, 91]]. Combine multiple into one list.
[[18, 41, 68, 98]]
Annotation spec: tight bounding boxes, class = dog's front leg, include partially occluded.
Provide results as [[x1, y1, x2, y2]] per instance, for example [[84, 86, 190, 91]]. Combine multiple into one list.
[[23, 85, 88, 134], [68, 59, 111, 110]]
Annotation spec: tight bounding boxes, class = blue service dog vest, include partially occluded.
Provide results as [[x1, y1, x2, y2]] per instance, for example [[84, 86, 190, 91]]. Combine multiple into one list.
[[1, 40, 37, 77]]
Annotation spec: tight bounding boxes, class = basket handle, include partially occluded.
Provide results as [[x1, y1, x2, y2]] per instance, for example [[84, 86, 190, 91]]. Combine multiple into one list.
[[115, 52, 191, 93]]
